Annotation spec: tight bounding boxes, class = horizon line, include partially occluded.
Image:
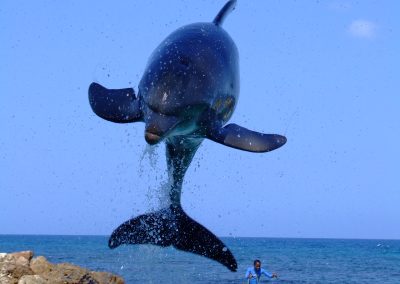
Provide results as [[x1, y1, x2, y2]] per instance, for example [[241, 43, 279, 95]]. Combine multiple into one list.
[[1, 234, 399, 241]]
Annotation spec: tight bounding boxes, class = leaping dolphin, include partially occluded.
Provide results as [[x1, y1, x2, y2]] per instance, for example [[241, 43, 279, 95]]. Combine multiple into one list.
[[88, 0, 286, 272]]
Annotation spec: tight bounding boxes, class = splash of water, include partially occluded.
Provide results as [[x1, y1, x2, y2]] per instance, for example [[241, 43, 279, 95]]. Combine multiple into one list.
[[137, 144, 171, 211]]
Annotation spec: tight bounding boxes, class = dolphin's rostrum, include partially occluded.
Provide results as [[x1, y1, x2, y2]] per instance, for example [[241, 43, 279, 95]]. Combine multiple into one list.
[[88, 0, 286, 272]]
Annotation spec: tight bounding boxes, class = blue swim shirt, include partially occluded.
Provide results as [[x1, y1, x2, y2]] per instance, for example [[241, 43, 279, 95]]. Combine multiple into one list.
[[245, 267, 273, 283]]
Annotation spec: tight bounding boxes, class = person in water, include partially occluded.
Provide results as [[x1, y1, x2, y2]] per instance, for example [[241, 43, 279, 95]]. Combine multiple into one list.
[[245, 259, 277, 283]]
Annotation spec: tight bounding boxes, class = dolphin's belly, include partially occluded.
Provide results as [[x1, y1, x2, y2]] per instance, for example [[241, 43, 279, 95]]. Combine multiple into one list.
[[139, 22, 239, 125]]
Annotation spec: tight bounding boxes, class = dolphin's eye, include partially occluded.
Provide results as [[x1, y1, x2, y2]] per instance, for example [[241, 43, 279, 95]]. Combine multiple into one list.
[[145, 101, 159, 114], [178, 56, 190, 68]]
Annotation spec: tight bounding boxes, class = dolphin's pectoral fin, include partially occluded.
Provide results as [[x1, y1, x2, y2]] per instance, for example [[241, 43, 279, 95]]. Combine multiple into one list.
[[108, 205, 237, 272], [207, 123, 287, 153], [88, 82, 143, 123]]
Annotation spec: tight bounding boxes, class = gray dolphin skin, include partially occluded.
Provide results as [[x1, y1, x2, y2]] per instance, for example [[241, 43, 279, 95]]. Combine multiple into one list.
[[88, 0, 286, 272]]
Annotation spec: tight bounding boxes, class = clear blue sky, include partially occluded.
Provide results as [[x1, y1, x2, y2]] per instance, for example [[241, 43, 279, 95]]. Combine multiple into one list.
[[1, 0, 399, 239]]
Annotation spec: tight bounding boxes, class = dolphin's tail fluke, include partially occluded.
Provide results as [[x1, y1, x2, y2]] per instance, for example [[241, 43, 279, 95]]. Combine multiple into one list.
[[109, 205, 237, 272], [213, 0, 237, 26]]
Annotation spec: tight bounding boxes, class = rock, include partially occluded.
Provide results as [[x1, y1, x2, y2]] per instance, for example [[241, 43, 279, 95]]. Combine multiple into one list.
[[0, 274, 13, 284], [10, 251, 34, 262], [29, 257, 53, 275], [0, 252, 33, 284], [0, 251, 124, 284], [18, 275, 48, 284], [41, 262, 96, 284], [91, 271, 125, 284], [36, 262, 125, 284]]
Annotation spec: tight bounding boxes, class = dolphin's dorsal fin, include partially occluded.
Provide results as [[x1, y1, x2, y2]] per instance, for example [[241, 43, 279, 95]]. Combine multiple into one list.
[[213, 0, 237, 26], [88, 82, 143, 123], [207, 123, 287, 153]]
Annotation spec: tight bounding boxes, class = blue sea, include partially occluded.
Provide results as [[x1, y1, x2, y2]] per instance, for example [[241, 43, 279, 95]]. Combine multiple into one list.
[[1, 235, 399, 283]]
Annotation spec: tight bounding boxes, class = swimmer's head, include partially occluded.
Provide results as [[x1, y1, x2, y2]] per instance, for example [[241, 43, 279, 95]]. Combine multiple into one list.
[[254, 259, 261, 269]]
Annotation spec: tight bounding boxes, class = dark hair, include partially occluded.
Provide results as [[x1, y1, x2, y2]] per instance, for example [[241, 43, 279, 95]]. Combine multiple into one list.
[[254, 259, 261, 265]]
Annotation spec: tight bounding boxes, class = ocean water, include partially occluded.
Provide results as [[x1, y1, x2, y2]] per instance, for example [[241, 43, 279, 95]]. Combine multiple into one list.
[[1, 235, 399, 283]]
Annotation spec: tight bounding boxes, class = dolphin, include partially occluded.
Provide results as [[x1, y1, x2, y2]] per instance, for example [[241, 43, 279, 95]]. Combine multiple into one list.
[[88, 0, 286, 272]]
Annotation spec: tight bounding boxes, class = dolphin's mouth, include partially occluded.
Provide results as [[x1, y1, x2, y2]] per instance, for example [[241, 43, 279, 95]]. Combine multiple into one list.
[[144, 108, 182, 145], [145, 132, 162, 145]]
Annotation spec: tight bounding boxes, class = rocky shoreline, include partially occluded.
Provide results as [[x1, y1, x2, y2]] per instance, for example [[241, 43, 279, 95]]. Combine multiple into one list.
[[0, 251, 124, 284]]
